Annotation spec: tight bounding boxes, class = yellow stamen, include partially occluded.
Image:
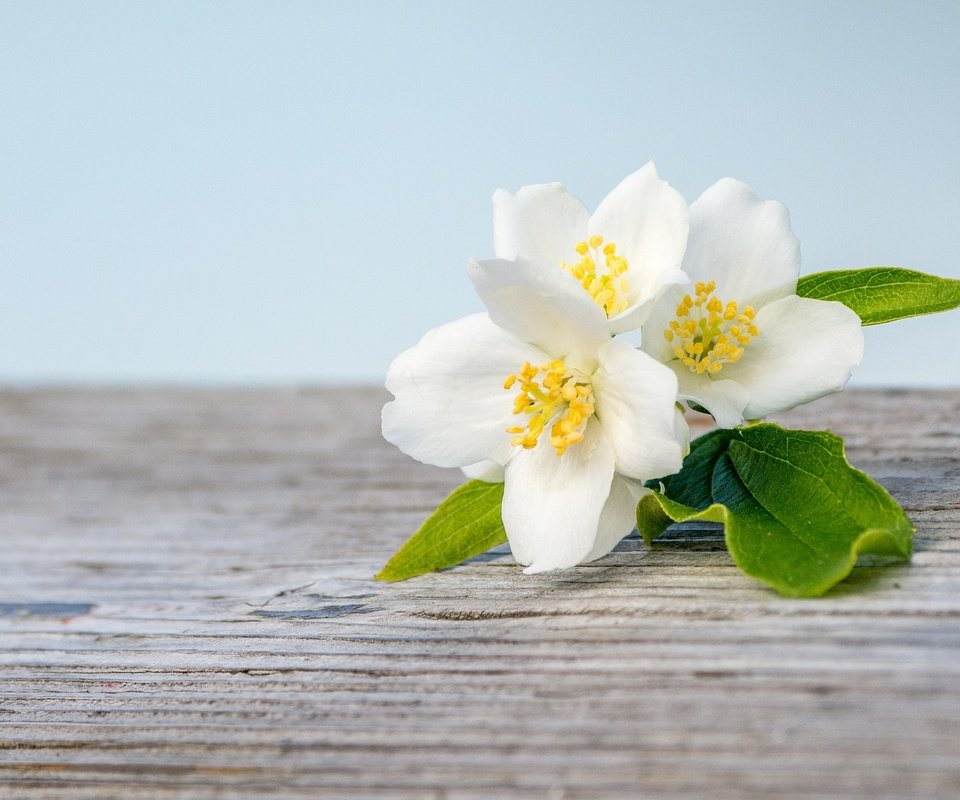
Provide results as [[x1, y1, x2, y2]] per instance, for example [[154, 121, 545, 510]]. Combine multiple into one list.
[[503, 359, 596, 456], [559, 236, 630, 318], [663, 279, 760, 376]]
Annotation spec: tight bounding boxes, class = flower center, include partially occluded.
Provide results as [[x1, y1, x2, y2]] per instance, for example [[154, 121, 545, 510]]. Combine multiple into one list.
[[663, 280, 759, 375], [559, 235, 630, 317], [503, 359, 596, 456]]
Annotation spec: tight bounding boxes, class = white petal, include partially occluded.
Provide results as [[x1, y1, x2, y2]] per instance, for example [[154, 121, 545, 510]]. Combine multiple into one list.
[[583, 477, 650, 563], [502, 419, 615, 573], [588, 163, 689, 331], [469, 256, 610, 366], [640, 284, 689, 364], [608, 267, 689, 334], [673, 405, 692, 453], [461, 460, 504, 483], [722, 295, 865, 419], [382, 314, 542, 468], [675, 368, 751, 429], [492, 182, 589, 264], [592, 339, 687, 481], [685, 178, 800, 309]]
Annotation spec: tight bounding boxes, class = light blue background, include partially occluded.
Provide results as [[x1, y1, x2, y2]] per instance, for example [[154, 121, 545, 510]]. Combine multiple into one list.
[[2, 0, 958, 386]]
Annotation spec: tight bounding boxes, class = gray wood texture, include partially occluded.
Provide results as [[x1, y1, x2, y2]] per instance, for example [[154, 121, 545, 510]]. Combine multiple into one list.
[[0, 388, 957, 799]]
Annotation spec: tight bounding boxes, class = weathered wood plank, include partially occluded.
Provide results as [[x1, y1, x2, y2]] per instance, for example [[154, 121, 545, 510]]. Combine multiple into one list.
[[0, 388, 958, 799]]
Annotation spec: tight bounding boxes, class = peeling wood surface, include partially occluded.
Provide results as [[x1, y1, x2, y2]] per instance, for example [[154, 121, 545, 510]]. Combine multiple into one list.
[[0, 387, 958, 799]]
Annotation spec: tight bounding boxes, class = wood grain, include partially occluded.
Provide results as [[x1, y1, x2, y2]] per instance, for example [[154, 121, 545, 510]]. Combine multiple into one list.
[[0, 388, 957, 799]]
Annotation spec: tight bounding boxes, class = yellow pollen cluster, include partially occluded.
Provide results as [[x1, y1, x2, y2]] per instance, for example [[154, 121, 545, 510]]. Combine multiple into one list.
[[560, 234, 630, 317], [663, 280, 759, 375], [503, 359, 595, 456]]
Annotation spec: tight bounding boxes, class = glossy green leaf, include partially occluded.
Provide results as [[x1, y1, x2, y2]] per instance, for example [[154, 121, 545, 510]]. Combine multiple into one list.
[[376, 480, 507, 581], [638, 424, 914, 596], [797, 267, 960, 325], [646, 426, 734, 509]]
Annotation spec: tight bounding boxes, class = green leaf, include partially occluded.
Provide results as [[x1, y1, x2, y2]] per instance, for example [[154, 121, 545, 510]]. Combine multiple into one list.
[[376, 480, 507, 581], [797, 267, 960, 325], [638, 424, 914, 597], [646, 427, 735, 510]]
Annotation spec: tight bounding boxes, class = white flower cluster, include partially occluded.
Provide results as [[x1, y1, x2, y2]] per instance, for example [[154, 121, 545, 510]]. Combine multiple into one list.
[[383, 164, 864, 573]]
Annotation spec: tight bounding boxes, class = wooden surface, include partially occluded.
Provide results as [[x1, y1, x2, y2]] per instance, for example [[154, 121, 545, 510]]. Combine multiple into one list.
[[0, 388, 958, 799]]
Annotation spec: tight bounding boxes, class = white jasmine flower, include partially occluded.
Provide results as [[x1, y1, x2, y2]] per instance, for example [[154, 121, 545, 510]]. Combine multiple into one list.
[[641, 178, 865, 428], [491, 162, 689, 333], [382, 259, 688, 573]]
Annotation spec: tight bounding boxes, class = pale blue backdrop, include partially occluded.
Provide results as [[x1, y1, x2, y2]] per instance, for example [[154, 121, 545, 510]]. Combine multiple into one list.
[[2, 0, 958, 385]]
